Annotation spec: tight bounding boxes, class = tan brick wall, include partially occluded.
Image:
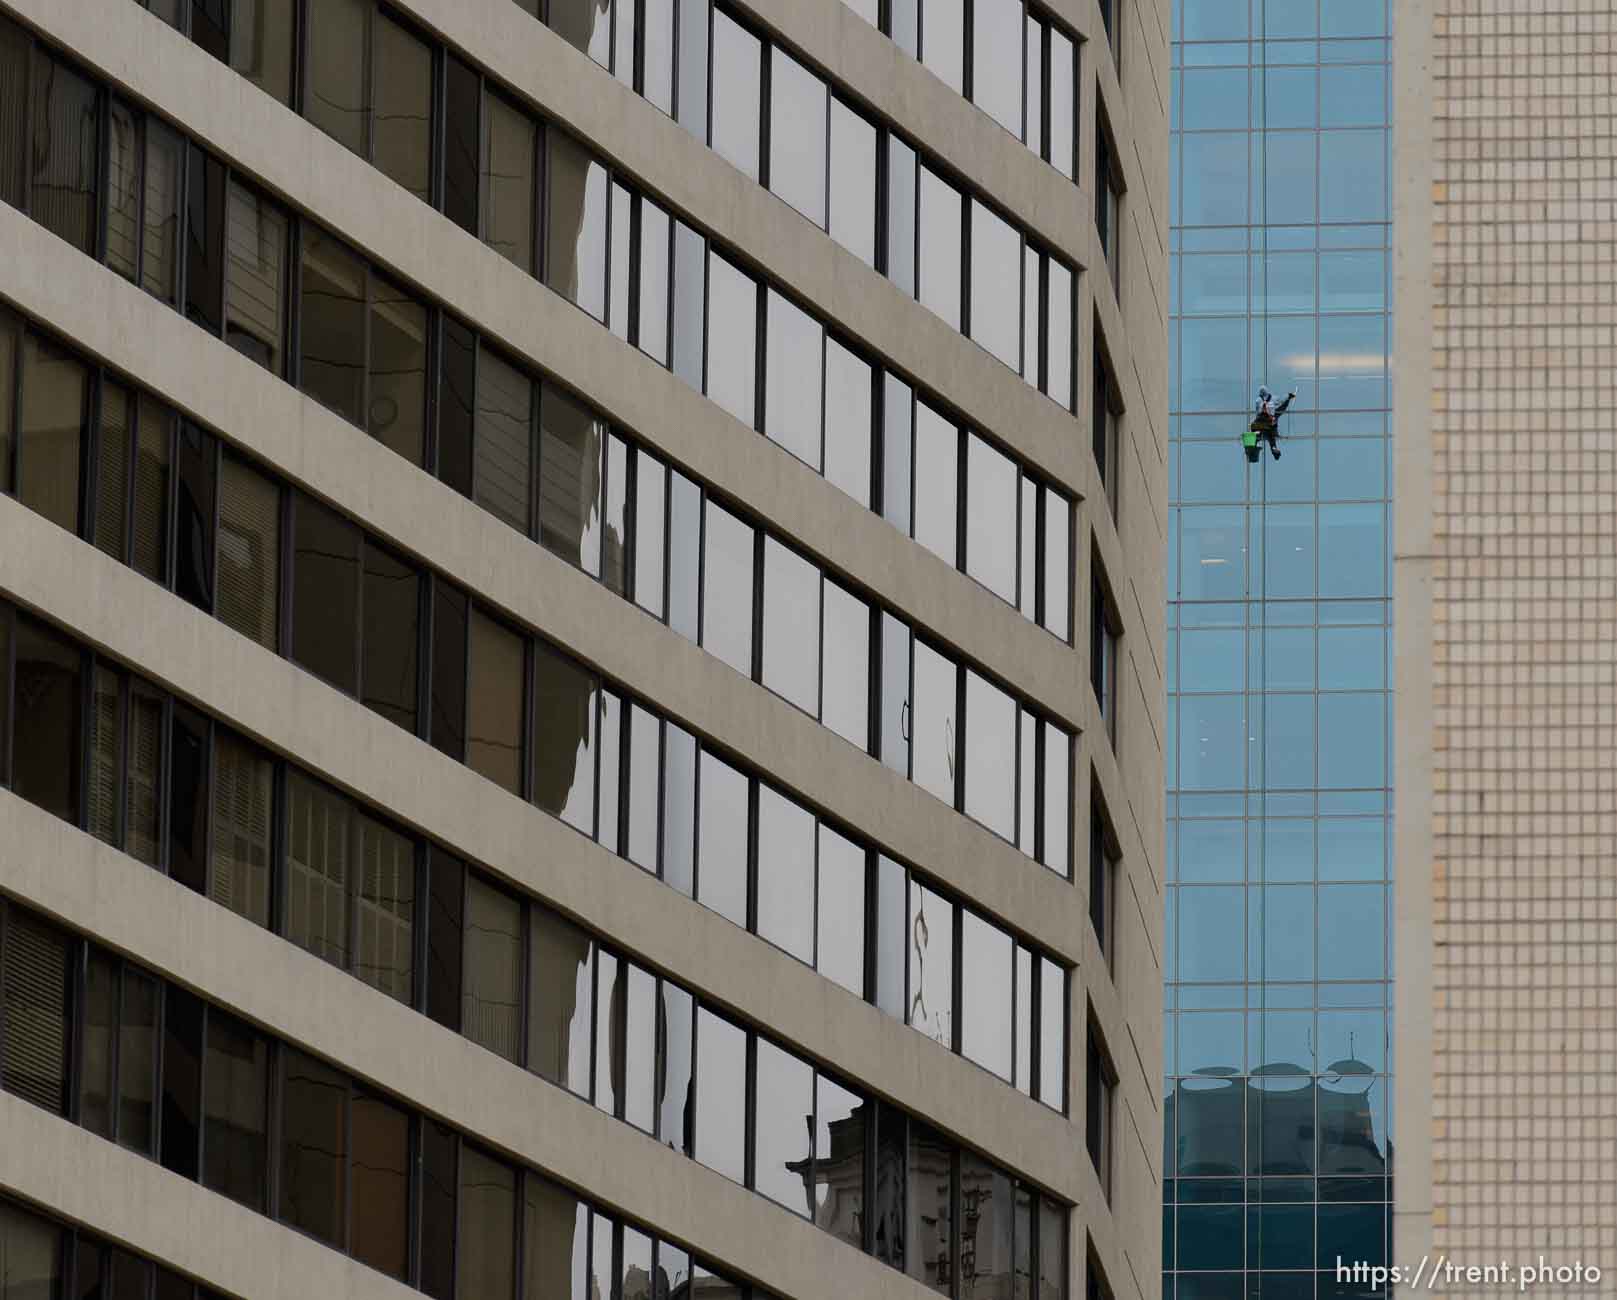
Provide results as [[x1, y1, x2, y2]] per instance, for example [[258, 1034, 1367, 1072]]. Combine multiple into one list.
[[1408, 0, 1617, 1290]]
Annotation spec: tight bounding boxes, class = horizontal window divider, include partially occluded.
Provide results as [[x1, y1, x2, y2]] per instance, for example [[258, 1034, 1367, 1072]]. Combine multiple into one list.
[[15, 0, 1091, 495], [0, 212, 1091, 817], [0, 789, 1088, 1244], [0, 515, 1089, 1200]]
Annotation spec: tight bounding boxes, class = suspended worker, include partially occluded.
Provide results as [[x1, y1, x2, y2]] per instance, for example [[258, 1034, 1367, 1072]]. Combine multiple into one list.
[[1243, 386, 1296, 462]]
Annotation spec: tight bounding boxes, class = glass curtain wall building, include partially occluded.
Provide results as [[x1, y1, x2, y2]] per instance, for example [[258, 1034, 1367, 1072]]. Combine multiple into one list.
[[1164, 1, 1393, 1297]]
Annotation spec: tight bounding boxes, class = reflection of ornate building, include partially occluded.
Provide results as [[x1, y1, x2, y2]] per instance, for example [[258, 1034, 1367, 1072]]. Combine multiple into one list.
[[1167, 1064, 1389, 1179]]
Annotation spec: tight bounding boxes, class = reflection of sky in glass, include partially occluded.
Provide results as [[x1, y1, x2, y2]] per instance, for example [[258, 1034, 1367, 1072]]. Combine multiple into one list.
[[1166, 0, 1393, 1292]]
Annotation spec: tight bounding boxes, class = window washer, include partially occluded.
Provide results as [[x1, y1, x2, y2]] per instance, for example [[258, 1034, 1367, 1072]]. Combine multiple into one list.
[[1246, 387, 1295, 461]]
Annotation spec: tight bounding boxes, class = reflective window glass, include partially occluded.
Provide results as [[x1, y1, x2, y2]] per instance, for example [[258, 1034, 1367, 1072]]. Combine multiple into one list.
[[764, 290, 823, 468], [815, 1073, 865, 1248], [464, 874, 523, 1063], [532, 642, 596, 833], [29, 51, 99, 255], [210, 729, 273, 928], [829, 101, 877, 267], [816, 823, 865, 996], [823, 336, 873, 506], [911, 639, 957, 806], [960, 910, 1012, 1079], [482, 92, 537, 273], [638, 200, 671, 365], [908, 1121, 954, 1295], [525, 1177, 587, 1300], [1049, 29, 1075, 178], [550, 0, 610, 64], [443, 54, 479, 236], [970, 200, 1021, 370], [468, 607, 526, 795], [216, 453, 280, 652], [711, 11, 762, 180], [966, 436, 1017, 603], [972, 0, 1022, 134], [658, 979, 694, 1152], [769, 49, 828, 225], [0, 1200, 61, 1294], [202, 1010, 268, 1211], [279, 1049, 346, 1245], [921, 0, 964, 91], [1047, 260, 1074, 408], [359, 538, 419, 733], [756, 785, 815, 965], [694, 1009, 746, 1183], [528, 908, 594, 1096], [475, 344, 534, 534], [697, 750, 749, 928], [627, 704, 660, 871], [349, 1090, 409, 1279], [908, 881, 954, 1048], [761, 538, 820, 715], [546, 131, 608, 321], [223, 181, 287, 374], [700, 501, 755, 677], [287, 772, 357, 963], [821, 580, 869, 750], [887, 137, 917, 296], [623, 963, 657, 1131], [458, 1146, 517, 1300], [667, 470, 701, 640], [13, 615, 82, 826], [965, 671, 1016, 841], [1042, 721, 1070, 872], [142, 121, 184, 304], [538, 383, 604, 573], [17, 333, 85, 536], [706, 255, 758, 427], [368, 273, 427, 464], [431, 580, 468, 763], [299, 228, 366, 424], [292, 495, 360, 693], [912, 402, 958, 567], [306, 0, 367, 154], [917, 167, 962, 329], [642, 0, 674, 113], [754, 1038, 813, 1215], [372, 14, 431, 202]]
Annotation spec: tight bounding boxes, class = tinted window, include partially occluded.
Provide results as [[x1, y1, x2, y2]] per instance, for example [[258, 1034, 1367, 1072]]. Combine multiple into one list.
[[627, 703, 660, 872], [284, 772, 351, 970], [224, 180, 287, 373], [814, 1073, 864, 1248], [185, 145, 226, 334], [216, 453, 280, 650], [633, 450, 666, 617], [638, 200, 671, 365], [468, 608, 526, 795], [458, 1146, 517, 1300], [532, 642, 596, 834], [292, 494, 360, 693], [662, 722, 697, 897], [908, 1121, 954, 1294], [546, 132, 608, 320], [524, 1177, 587, 1299], [368, 273, 427, 464], [0, 909, 70, 1114], [142, 122, 184, 304], [361, 539, 420, 733], [475, 345, 535, 534], [658, 979, 694, 1153], [482, 92, 536, 272], [299, 228, 366, 424], [356, 815, 413, 1002], [431, 580, 468, 762], [30, 51, 99, 254], [528, 907, 594, 1096], [119, 970, 158, 1152], [443, 55, 480, 236], [1042, 721, 1070, 872], [0, 1201, 60, 1296], [306, 0, 367, 154], [538, 384, 604, 573], [17, 332, 86, 536], [426, 848, 464, 1032], [210, 729, 273, 927], [160, 986, 203, 1178], [12, 614, 82, 825], [351, 1090, 410, 1278], [201, 1010, 268, 1210]]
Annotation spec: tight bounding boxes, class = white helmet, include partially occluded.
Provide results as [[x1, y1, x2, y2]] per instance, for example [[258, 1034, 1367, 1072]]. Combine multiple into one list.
[[1258, 387, 1272, 401]]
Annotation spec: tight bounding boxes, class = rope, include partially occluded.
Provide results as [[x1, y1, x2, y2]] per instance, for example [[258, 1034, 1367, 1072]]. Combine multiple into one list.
[[1254, 0, 1270, 1268]]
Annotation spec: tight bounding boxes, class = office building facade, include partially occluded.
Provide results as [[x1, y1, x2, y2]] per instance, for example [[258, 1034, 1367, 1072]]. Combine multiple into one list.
[[1165, 0, 1394, 1296], [0, 0, 1167, 1297], [1394, 0, 1617, 1280]]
